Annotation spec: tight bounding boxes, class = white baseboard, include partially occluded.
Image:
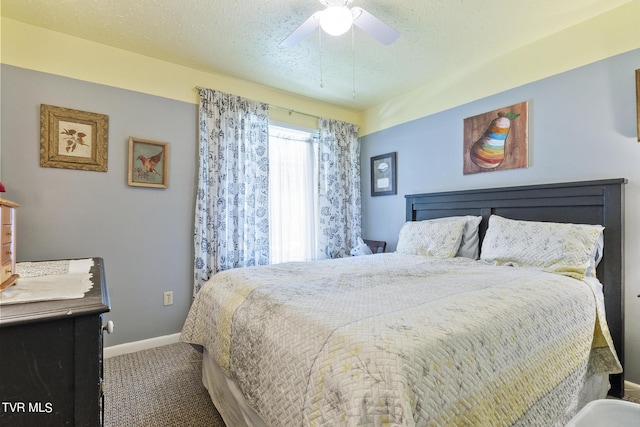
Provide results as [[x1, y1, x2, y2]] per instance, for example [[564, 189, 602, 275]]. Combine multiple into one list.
[[625, 380, 640, 391], [104, 333, 181, 359], [625, 380, 640, 398]]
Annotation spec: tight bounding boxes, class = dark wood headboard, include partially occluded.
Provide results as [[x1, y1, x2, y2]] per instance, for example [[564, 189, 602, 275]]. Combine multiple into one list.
[[405, 178, 626, 397]]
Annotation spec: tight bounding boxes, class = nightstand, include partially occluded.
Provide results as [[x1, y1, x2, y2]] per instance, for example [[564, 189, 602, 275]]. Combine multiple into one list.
[[363, 239, 387, 254]]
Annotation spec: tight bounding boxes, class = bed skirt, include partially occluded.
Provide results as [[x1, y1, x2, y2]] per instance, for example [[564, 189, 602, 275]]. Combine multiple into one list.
[[200, 347, 610, 427], [202, 347, 266, 427]]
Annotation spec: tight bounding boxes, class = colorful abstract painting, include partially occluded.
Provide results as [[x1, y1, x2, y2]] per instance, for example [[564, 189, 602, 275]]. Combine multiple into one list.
[[463, 101, 528, 175]]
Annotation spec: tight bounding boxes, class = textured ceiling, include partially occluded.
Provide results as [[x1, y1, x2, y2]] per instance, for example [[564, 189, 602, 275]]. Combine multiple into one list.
[[0, 0, 630, 110]]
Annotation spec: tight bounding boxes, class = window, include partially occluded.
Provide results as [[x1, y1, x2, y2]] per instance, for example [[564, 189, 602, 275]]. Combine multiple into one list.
[[268, 124, 318, 264]]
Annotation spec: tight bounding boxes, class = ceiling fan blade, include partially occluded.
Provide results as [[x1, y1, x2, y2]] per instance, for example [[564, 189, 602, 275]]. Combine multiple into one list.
[[280, 13, 320, 48], [351, 7, 400, 45]]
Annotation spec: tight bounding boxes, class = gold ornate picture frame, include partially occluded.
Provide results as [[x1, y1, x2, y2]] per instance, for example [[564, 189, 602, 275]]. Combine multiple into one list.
[[40, 104, 109, 172], [636, 69, 640, 141], [128, 137, 169, 189]]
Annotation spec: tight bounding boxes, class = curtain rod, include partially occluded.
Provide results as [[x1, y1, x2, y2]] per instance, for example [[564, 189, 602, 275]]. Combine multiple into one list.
[[269, 105, 321, 120], [195, 86, 321, 121]]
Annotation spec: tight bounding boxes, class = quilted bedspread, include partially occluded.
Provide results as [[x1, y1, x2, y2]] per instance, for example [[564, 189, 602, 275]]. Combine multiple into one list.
[[181, 254, 622, 427]]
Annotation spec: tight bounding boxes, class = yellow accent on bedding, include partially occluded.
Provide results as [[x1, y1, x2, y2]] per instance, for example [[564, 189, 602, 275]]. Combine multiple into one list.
[[181, 254, 621, 427]]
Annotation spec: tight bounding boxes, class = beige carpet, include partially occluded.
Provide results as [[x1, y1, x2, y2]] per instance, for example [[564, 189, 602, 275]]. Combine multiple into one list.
[[104, 342, 225, 427], [104, 342, 640, 426]]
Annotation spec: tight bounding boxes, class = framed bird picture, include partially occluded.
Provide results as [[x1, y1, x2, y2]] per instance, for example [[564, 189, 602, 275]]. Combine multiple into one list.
[[128, 137, 169, 188], [40, 104, 109, 172]]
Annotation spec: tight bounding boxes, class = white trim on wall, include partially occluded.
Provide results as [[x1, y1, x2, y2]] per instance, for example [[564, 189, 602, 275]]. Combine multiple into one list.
[[104, 333, 181, 359]]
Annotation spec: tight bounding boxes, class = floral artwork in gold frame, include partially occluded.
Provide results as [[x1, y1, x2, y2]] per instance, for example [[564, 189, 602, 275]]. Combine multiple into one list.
[[128, 137, 169, 189], [636, 69, 640, 142], [40, 104, 109, 172]]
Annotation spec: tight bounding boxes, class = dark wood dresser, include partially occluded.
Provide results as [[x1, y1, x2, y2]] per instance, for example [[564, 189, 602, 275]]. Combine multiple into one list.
[[0, 257, 110, 426]]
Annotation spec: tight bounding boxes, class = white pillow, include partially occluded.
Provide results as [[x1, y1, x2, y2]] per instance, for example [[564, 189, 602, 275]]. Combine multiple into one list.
[[396, 217, 467, 258], [586, 231, 605, 277], [456, 215, 483, 259], [480, 215, 604, 280]]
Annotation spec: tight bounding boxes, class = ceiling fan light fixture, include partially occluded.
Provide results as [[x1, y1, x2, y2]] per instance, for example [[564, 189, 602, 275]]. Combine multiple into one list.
[[319, 5, 353, 36]]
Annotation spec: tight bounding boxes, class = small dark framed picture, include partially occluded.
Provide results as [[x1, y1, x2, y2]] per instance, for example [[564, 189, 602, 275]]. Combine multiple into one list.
[[371, 152, 397, 196], [128, 137, 169, 188]]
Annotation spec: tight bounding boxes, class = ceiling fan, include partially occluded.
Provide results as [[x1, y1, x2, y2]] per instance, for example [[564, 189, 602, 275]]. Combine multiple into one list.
[[281, 0, 400, 48]]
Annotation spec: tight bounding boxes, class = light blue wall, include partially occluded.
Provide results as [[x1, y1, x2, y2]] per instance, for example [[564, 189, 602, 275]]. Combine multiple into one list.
[[3, 48, 640, 383], [1, 65, 197, 346], [361, 48, 640, 383]]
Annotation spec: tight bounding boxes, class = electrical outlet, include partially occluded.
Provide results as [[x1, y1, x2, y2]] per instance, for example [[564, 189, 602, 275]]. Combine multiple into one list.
[[163, 291, 173, 306]]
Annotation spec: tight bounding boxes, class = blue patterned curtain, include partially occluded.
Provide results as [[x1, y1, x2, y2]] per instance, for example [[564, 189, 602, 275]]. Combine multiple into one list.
[[317, 118, 361, 259], [193, 88, 270, 295]]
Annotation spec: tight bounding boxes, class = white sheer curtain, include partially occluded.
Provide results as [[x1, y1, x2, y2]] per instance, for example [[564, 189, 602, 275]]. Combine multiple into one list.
[[193, 88, 270, 295], [317, 118, 361, 259], [268, 126, 318, 264]]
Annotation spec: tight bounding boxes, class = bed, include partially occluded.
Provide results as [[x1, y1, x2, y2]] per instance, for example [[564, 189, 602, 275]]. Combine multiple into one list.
[[181, 178, 626, 427]]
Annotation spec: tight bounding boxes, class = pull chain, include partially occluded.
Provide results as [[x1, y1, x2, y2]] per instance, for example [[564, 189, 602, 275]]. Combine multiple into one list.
[[318, 25, 356, 98], [351, 26, 356, 99], [319, 26, 324, 89]]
